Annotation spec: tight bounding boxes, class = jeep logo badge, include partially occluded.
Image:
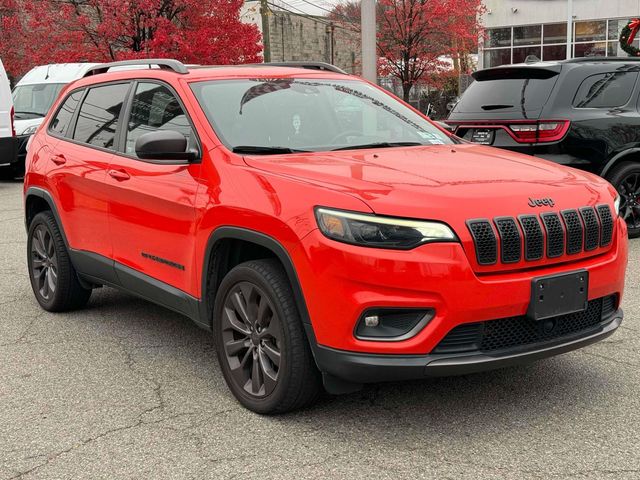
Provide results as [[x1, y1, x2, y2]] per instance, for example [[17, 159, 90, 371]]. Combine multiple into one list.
[[528, 197, 555, 208]]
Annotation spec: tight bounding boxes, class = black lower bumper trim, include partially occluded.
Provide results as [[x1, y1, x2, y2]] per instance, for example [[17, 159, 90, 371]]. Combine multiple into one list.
[[313, 311, 622, 384]]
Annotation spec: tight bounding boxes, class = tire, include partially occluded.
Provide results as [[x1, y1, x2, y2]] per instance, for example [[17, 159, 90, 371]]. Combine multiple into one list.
[[27, 211, 92, 311], [607, 162, 640, 238], [213, 259, 321, 414]]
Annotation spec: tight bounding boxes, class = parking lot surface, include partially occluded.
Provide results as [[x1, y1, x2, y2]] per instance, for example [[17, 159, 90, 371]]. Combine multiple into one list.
[[1, 179, 639, 479]]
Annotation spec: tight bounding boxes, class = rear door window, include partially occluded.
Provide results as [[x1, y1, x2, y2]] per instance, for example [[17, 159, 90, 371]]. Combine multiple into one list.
[[49, 90, 83, 137], [572, 72, 638, 108], [72, 83, 129, 150]]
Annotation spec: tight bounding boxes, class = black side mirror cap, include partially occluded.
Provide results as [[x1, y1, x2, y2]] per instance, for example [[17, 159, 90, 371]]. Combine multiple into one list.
[[135, 130, 199, 162]]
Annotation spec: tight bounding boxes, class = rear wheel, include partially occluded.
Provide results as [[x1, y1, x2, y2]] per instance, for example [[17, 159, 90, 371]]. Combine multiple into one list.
[[607, 162, 640, 238], [27, 211, 92, 311], [213, 259, 321, 414]]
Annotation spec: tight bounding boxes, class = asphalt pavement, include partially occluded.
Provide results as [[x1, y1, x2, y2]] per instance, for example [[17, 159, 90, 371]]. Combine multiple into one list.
[[1, 179, 639, 479]]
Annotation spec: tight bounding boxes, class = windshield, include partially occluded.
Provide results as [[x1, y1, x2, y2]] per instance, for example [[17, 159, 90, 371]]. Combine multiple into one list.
[[190, 78, 453, 152], [12, 83, 65, 119]]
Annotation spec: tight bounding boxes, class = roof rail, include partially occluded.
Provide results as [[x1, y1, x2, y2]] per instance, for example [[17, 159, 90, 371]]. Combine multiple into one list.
[[248, 62, 347, 74], [83, 59, 188, 77], [565, 56, 640, 63]]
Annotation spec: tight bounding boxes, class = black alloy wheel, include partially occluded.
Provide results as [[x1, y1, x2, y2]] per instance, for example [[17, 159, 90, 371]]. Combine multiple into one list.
[[618, 172, 640, 232], [609, 162, 640, 238], [221, 281, 282, 397], [30, 224, 58, 300], [213, 259, 321, 414]]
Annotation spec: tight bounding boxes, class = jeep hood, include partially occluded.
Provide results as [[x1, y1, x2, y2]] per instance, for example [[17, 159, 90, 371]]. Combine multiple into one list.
[[242, 144, 615, 221]]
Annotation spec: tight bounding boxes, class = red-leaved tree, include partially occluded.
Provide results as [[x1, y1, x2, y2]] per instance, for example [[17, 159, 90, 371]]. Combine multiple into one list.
[[378, 0, 482, 100], [330, 0, 482, 101], [0, 0, 262, 79]]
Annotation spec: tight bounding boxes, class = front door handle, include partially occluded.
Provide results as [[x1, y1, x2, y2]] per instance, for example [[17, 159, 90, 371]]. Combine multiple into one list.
[[50, 154, 66, 165], [108, 169, 130, 181]]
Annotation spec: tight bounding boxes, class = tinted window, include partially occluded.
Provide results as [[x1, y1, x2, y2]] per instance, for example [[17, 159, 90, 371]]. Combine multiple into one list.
[[454, 74, 558, 114], [73, 83, 129, 149], [49, 90, 83, 137], [125, 82, 193, 155], [573, 72, 638, 108]]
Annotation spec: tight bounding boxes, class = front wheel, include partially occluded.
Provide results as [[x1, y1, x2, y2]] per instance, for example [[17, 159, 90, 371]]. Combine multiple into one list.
[[607, 162, 640, 238], [213, 259, 321, 414]]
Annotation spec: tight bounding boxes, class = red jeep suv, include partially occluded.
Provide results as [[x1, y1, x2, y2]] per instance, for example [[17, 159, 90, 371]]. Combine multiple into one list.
[[24, 60, 628, 413]]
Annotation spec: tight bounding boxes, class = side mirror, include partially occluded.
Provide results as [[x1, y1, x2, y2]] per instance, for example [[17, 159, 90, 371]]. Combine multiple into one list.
[[135, 130, 199, 162]]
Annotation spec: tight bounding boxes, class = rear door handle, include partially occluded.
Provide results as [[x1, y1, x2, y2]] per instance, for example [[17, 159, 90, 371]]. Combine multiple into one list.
[[108, 169, 130, 181], [50, 154, 66, 165]]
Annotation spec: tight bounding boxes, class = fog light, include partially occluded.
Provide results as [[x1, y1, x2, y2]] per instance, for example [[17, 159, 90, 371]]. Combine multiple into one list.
[[355, 308, 435, 341], [364, 315, 380, 327]]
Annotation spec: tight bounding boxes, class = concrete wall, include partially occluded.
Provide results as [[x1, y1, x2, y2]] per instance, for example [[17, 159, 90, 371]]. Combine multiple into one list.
[[482, 0, 640, 27], [241, 1, 360, 75]]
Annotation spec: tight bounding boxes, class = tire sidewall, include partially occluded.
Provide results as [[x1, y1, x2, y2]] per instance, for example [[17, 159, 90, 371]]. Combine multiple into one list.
[[609, 162, 640, 238], [27, 212, 66, 310], [213, 263, 295, 413]]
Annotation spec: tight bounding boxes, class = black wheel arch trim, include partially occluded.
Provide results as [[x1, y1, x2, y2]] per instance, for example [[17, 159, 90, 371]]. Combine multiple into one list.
[[601, 148, 640, 178], [201, 226, 313, 326], [24, 187, 70, 248]]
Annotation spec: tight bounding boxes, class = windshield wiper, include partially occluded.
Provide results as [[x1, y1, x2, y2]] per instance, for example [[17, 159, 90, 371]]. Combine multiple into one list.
[[331, 141, 424, 151], [14, 111, 45, 117], [481, 104, 514, 110], [232, 145, 310, 155]]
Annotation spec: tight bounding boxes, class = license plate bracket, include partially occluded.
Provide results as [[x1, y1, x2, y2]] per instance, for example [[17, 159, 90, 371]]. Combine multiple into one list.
[[527, 270, 589, 321], [470, 129, 495, 145]]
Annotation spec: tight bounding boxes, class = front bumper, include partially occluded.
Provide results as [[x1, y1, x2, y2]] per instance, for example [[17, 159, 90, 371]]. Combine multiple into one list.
[[295, 218, 627, 355], [311, 310, 622, 385]]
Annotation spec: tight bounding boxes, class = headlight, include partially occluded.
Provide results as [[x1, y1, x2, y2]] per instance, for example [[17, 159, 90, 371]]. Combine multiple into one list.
[[315, 207, 457, 249], [614, 195, 621, 216], [21, 125, 38, 135]]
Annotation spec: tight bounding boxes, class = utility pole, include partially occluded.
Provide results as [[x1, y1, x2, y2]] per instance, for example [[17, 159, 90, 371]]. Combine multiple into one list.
[[361, 0, 376, 82], [260, 0, 271, 63], [566, 0, 573, 59]]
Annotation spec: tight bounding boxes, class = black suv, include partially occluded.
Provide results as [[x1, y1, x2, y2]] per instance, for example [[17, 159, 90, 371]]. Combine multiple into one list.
[[447, 57, 640, 237]]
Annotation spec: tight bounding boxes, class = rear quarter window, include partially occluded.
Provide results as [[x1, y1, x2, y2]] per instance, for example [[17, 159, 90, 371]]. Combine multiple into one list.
[[573, 71, 638, 108], [49, 90, 83, 137]]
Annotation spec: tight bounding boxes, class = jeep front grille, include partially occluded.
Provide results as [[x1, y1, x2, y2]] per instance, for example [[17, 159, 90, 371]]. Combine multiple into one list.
[[467, 204, 614, 266]]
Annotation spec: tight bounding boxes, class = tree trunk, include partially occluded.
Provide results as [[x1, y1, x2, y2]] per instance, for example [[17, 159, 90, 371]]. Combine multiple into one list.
[[402, 83, 412, 102]]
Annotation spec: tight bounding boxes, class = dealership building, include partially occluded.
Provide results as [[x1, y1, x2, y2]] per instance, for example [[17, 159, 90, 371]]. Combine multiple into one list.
[[479, 0, 640, 69]]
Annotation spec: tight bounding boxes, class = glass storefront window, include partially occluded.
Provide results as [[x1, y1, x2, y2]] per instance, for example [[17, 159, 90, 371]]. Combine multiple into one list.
[[543, 23, 567, 44], [574, 41, 607, 57], [543, 44, 567, 61], [484, 48, 511, 68], [513, 46, 542, 63], [486, 28, 511, 48], [608, 40, 640, 57], [514, 25, 541, 46], [575, 21, 607, 42]]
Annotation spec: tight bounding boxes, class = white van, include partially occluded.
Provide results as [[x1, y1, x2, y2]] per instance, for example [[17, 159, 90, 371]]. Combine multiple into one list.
[[10, 63, 99, 174], [0, 58, 17, 175]]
